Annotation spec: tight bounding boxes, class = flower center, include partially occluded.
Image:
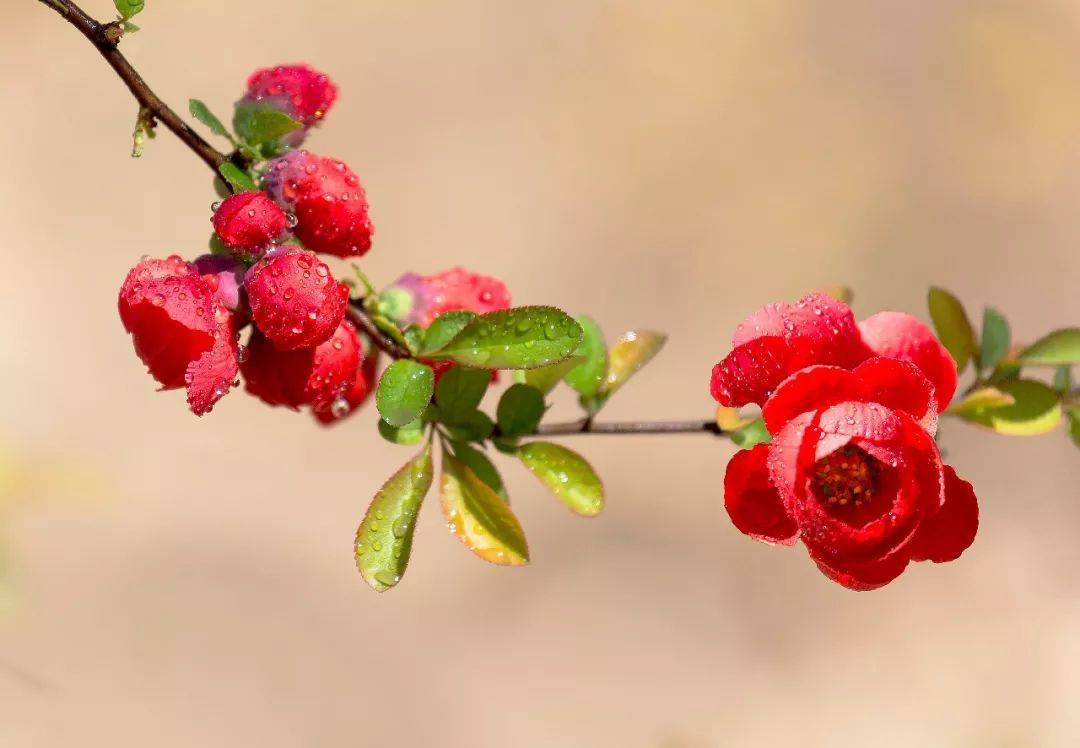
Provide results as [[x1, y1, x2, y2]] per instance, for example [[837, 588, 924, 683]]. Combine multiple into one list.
[[810, 446, 880, 510]]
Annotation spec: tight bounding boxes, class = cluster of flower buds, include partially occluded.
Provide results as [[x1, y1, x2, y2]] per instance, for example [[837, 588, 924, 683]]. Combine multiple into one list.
[[712, 293, 978, 589]]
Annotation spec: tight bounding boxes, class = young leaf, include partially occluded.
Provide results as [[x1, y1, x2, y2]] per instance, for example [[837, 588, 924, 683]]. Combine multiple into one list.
[[429, 307, 583, 370], [515, 355, 584, 395], [402, 325, 425, 355], [496, 384, 545, 437], [377, 360, 434, 427], [218, 162, 256, 193], [516, 441, 604, 517], [958, 379, 1062, 435], [435, 366, 490, 424], [1018, 329, 1080, 366], [189, 99, 234, 143], [354, 442, 433, 592], [980, 307, 1010, 373], [1068, 408, 1080, 449], [440, 450, 529, 565], [233, 103, 302, 149], [1053, 366, 1073, 394], [449, 441, 508, 502], [949, 386, 1016, 417], [114, 0, 144, 21], [598, 330, 667, 398], [730, 418, 771, 449], [378, 417, 425, 446], [715, 406, 753, 431], [927, 287, 976, 373], [564, 316, 607, 399], [418, 311, 476, 355]]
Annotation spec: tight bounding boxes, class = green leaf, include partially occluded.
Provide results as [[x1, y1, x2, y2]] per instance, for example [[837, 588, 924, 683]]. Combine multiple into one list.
[[1018, 329, 1080, 366], [515, 355, 584, 395], [1053, 366, 1073, 394], [1068, 408, 1080, 448], [980, 307, 1010, 373], [435, 365, 490, 424], [189, 99, 234, 143], [113, 0, 144, 20], [949, 387, 1016, 417], [429, 306, 583, 370], [959, 379, 1062, 435], [402, 325, 425, 355], [442, 410, 495, 443], [233, 103, 302, 150], [730, 418, 771, 449], [419, 311, 476, 355], [564, 316, 607, 399], [378, 417, 425, 446], [496, 384, 546, 437], [517, 441, 604, 517], [594, 329, 666, 404], [208, 233, 229, 256], [440, 450, 529, 565], [449, 441, 508, 502], [376, 360, 434, 427], [928, 287, 976, 373], [218, 162, 256, 193], [354, 442, 433, 592]]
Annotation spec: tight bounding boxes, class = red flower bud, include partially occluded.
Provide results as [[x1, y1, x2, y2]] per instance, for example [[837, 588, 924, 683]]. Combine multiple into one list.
[[241, 319, 361, 410], [262, 151, 373, 258], [211, 191, 287, 258], [244, 248, 349, 351], [382, 267, 511, 328], [118, 256, 239, 416], [313, 334, 379, 424], [243, 64, 337, 128]]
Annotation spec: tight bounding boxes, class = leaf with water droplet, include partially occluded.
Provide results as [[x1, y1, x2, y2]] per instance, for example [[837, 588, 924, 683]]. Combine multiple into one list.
[[435, 365, 490, 424], [233, 101, 302, 152], [355, 442, 433, 592], [564, 316, 607, 400], [402, 324, 425, 355], [378, 416, 425, 446], [449, 441, 508, 502], [956, 379, 1062, 435], [376, 360, 434, 427], [1018, 328, 1080, 366], [516, 441, 604, 517], [429, 307, 583, 370], [440, 449, 529, 565], [514, 355, 584, 395], [189, 99, 236, 144], [928, 287, 976, 374], [218, 162, 256, 193], [587, 330, 666, 412], [419, 311, 476, 355], [496, 384, 546, 437]]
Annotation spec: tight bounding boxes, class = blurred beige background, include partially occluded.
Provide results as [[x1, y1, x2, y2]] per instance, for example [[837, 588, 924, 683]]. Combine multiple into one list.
[[4, 0, 1080, 745]]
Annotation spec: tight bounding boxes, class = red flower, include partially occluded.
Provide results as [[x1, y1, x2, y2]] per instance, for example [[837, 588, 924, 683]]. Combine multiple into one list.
[[243, 64, 337, 128], [211, 191, 287, 258], [312, 334, 379, 425], [118, 256, 239, 415], [382, 267, 512, 327], [710, 293, 957, 410], [244, 248, 349, 351], [241, 318, 361, 410], [723, 362, 978, 590], [262, 151, 373, 258]]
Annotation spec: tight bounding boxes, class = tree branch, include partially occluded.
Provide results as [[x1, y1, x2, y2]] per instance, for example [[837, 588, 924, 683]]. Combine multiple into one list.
[[40, 0, 728, 438]]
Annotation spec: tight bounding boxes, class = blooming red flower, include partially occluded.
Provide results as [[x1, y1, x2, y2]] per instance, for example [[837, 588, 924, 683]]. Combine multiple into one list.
[[262, 151, 373, 257], [118, 256, 239, 415], [710, 293, 957, 410], [243, 64, 337, 128], [382, 267, 512, 328], [723, 361, 978, 590], [313, 334, 378, 425], [211, 191, 288, 258], [241, 318, 361, 410], [244, 248, 349, 351]]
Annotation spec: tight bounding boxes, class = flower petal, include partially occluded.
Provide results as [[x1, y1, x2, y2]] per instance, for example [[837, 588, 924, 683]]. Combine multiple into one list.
[[724, 444, 798, 545], [761, 366, 862, 434], [807, 544, 911, 591], [858, 312, 957, 412], [185, 325, 239, 416], [854, 357, 938, 434], [908, 465, 979, 563], [710, 336, 793, 407]]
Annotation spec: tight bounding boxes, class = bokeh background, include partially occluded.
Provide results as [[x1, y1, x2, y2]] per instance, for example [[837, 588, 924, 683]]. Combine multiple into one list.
[[4, 0, 1080, 745]]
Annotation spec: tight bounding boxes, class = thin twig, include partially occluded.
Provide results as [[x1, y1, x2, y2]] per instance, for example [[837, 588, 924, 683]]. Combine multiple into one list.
[[346, 302, 410, 359], [533, 418, 724, 436]]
